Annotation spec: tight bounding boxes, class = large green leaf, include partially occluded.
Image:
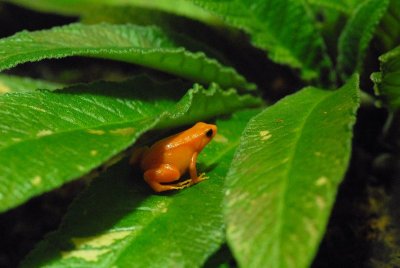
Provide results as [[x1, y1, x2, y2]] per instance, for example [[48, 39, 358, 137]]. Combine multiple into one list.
[[337, 0, 389, 80], [371, 45, 400, 109], [21, 109, 260, 268], [78, 6, 235, 71], [0, 75, 262, 213], [224, 76, 360, 268], [0, 74, 63, 94], [0, 23, 253, 90], [189, 0, 334, 83], [7, 0, 220, 25]]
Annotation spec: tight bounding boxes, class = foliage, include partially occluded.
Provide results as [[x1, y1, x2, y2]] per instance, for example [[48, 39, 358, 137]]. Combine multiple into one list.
[[337, 0, 389, 80], [0, 74, 63, 93], [21, 109, 260, 268], [191, 0, 334, 83], [0, 76, 260, 212], [0, 23, 253, 90], [372, 45, 400, 110], [225, 76, 359, 268], [374, 0, 400, 53], [0, 0, 397, 267]]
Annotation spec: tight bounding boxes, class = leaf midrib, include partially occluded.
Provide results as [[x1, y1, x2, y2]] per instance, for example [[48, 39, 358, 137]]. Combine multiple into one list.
[[273, 91, 332, 267]]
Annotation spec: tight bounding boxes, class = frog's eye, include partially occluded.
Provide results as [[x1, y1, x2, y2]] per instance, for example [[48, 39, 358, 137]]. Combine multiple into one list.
[[206, 129, 213, 138]]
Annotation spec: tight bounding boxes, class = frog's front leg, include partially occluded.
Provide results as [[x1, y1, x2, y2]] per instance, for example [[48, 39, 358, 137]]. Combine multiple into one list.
[[144, 164, 190, 192], [189, 152, 207, 185]]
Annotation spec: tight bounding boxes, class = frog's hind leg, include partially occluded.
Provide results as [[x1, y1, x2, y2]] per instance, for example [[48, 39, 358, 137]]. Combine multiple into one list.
[[144, 164, 190, 192]]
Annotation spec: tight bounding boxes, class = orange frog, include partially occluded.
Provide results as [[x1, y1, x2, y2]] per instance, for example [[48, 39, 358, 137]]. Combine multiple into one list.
[[130, 122, 217, 192]]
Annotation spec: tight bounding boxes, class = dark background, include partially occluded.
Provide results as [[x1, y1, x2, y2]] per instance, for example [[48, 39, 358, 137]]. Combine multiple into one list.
[[0, 2, 398, 267]]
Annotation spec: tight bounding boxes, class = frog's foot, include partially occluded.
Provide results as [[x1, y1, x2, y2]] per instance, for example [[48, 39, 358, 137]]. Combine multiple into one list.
[[192, 173, 209, 184], [175, 179, 192, 188], [146, 180, 190, 192], [153, 179, 191, 192]]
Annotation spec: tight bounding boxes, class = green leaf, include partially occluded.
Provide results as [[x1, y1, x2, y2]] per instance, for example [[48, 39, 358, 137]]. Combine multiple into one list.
[[224, 76, 360, 268], [371, 45, 400, 109], [189, 0, 334, 83], [0, 23, 254, 90], [375, 0, 400, 53], [78, 7, 234, 70], [307, 0, 352, 13], [21, 108, 261, 268], [8, 0, 220, 25], [337, 0, 389, 80], [0, 75, 262, 213], [0, 74, 63, 94], [307, 0, 366, 13]]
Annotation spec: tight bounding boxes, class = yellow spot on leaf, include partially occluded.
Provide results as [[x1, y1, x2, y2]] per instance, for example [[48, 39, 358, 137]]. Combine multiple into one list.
[[109, 127, 135, 136], [259, 130, 272, 141], [315, 196, 326, 209], [315, 176, 328, 186], [304, 218, 318, 239], [37, 129, 53, 137], [90, 150, 98, 156], [31, 176, 42, 186], [12, 138, 22, 142], [72, 230, 131, 248], [213, 134, 228, 143], [0, 82, 10, 94], [77, 165, 85, 171], [61, 249, 109, 262], [161, 207, 168, 213], [87, 129, 105, 135], [314, 151, 322, 157]]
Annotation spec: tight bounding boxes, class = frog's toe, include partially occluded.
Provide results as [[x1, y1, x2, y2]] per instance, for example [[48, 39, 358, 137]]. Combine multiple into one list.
[[175, 179, 191, 187], [200, 173, 209, 179], [192, 173, 208, 184]]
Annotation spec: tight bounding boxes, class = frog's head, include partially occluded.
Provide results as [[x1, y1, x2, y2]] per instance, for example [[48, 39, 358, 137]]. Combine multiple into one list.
[[193, 122, 217, 150]]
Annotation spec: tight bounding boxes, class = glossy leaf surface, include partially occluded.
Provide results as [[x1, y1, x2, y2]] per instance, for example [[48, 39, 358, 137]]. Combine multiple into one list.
[[225, 76, 360, 268], [8, 0, 219, 25], [0, 23, 253, 90], [0, 74, 62, 94], [21, 109, 261, 268], [0, 76, 261, 212]]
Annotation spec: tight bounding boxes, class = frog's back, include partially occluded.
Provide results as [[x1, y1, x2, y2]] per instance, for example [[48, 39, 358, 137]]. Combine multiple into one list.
[[140, 132, 199, 170]]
